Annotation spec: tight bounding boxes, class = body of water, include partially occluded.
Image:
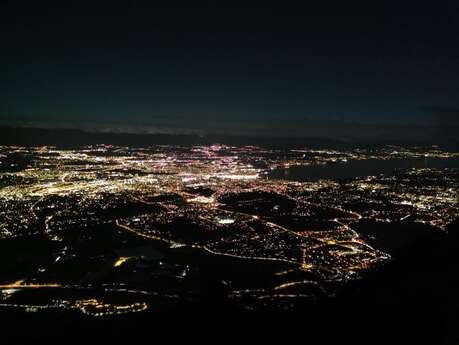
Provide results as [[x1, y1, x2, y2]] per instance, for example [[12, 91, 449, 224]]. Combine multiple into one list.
[[269, 157, 459, 181]]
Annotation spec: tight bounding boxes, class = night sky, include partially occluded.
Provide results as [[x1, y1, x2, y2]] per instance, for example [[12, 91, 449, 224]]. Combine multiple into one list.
[[1, 1, 458, 140]]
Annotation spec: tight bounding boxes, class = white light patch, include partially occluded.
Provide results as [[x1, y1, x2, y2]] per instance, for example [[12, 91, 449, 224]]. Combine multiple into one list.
[[3, 288, 19, 295], [218, 218, 235, 225], [215, 174, 259, 180]]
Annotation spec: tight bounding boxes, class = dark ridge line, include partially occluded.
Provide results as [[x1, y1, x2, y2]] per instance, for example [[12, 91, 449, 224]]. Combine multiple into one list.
[[0, 126, 453, 150]]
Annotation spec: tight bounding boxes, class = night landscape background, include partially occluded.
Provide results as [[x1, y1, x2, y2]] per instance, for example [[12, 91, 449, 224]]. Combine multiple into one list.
[[0, 1, 458, 344]]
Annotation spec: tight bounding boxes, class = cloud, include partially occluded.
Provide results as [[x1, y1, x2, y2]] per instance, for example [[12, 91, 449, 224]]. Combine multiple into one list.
[[0, 115, 434, 143]]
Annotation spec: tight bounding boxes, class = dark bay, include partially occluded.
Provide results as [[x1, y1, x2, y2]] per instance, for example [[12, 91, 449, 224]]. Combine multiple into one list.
[[269, 157, 459, 181]]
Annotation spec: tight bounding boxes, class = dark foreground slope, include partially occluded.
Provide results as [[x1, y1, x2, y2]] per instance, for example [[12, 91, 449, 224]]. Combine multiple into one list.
[[1, 221, 458, 345]]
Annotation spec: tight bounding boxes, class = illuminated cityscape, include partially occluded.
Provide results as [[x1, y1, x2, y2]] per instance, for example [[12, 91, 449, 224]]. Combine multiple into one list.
[[1, 144, 457, 316]]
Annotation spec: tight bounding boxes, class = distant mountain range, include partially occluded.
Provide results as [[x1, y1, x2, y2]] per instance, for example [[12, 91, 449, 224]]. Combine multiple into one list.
[[0, 125, 457, 150]]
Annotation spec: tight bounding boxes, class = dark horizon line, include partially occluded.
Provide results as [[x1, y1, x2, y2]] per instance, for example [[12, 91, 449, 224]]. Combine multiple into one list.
[[0, 114, 451, 139], [0, 125, 457, 150]]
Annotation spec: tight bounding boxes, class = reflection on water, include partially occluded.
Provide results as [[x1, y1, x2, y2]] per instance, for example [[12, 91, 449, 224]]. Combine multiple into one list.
[[269, 157, 459, 181]]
